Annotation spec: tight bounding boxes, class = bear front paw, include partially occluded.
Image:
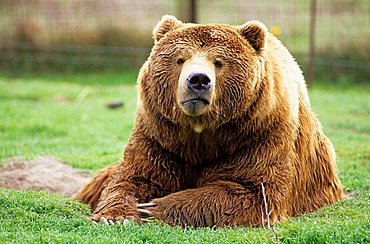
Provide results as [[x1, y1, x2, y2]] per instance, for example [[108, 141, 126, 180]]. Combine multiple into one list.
[[92, 202, 141, 225], [144, 197, 188, 227], [91, 193, 143, 225]]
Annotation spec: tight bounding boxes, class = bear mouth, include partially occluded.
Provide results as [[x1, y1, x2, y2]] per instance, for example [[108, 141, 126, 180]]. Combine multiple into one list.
[[179, 98, 210, 117], [180, 98, 210, 106]]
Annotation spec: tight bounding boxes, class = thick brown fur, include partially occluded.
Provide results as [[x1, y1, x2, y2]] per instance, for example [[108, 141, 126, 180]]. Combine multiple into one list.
[[74, 15, 343, 227]]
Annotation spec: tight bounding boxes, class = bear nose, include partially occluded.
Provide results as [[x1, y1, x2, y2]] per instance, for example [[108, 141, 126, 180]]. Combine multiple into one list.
[[186, 72, 211, 93]]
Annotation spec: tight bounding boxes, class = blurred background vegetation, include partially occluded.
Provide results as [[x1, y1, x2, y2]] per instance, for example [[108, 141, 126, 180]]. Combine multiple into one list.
[[0, 0, 369, 84]]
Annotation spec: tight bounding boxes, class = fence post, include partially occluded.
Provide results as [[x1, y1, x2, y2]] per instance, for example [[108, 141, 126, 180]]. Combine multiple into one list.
[[177, 0, 197, 23], [307, 0, 317, 87]]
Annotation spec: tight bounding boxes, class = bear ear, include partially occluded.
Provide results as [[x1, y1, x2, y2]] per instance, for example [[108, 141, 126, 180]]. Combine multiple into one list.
[[239, 20, 267, 53], [153, 15, 183, 42]]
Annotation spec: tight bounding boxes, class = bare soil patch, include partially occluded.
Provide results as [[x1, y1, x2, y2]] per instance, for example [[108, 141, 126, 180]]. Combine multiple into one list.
[[0, 156, 90, 197]]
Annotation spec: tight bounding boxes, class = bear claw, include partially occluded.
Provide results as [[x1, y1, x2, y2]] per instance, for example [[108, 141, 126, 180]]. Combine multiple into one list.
[[137, 202, 157, 208], [93, 217, 136, 226], [137, 202, 156, 219], [99, 216, 110, 225], [137, 208, 153, 217], [91, 202, 157, 225]]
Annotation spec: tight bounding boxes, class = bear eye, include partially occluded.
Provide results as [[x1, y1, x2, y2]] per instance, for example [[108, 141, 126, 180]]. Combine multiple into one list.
[[214, 60, 223, 69], [177, 58, 185, 65]]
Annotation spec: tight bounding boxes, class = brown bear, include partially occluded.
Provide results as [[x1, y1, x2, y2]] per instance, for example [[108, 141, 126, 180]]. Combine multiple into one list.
[[74, 15, 343, 227]]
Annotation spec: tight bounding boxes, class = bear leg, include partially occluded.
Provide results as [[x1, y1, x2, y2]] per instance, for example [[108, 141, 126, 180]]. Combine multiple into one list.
[[73, 164, 117, 211], [145, 181, 282, 227]]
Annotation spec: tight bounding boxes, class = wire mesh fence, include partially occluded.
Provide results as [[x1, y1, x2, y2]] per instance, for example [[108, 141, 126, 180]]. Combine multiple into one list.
[[0, 0, 369, 82]]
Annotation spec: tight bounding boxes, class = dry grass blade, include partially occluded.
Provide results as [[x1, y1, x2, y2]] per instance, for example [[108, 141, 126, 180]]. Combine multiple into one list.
[[261, 182, 270, 229], [261, 182, 280, 243]]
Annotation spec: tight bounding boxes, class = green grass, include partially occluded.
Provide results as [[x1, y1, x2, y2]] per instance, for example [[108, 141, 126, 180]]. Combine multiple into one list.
[[0, 73, 369, 243], [0, 72, 138, 170]]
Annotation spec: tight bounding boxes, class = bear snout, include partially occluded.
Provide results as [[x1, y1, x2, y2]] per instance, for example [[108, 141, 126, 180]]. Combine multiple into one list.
[[177, 54, 216, 117], [186, 72, 211, 94], [179, 72, 213, 117]]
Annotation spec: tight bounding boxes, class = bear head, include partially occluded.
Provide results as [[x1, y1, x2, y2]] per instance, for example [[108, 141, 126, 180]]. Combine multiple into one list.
[[140, 15, 268, 132]]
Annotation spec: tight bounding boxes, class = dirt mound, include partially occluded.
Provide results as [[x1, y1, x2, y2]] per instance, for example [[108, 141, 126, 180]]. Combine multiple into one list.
[[0, 156, 90, 197]]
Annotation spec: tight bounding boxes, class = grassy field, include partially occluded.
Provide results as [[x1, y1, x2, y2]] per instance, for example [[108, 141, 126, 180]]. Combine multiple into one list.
[[0, 73, 369, 243]]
